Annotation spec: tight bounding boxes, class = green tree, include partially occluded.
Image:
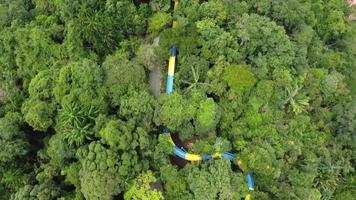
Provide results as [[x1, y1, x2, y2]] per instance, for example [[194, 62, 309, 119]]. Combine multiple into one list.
[[195, 98, 218, 135], [160, 165, 192, 200], [196, 19, 241, 63], [21, 68, 57, 131], [76, 142, 123, 200], [155, 92, 195, 131], [184, 159, 240, 200], [232, 14, 296, 71], [124, 171, 164, 200], [53, 0, 148, 56], [222, 64, 256, 94], [53, 59, 107, 146], [102, 53, 146, 102], [0, 112, 28, 163], [175, 55, 209, 91], [10, 181, 61, 200], [118, 88, 156, 127], [148, 12, 172, 36]]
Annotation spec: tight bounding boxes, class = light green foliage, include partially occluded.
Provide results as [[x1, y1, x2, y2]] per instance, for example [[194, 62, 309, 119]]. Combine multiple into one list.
[[321, 71, 349, 104], [247, 0, 316, 32], [240, 140, 281, 179], [255, 80, 274, 102], [198, 0, 227, 25], [318, 10, 346, 41], [283, 85, 310, 115], [153, 134, 173, 166], [13, 20, 63, 89], [272, 67, 294, 88], [195, 98, 218, 134], [149, 12, 172, 36], [157, 89, 219, 138], [80, 170, 120, 200], [156, 93, 195, 131], [61, 162, 82, 189], [99, 119, 136, 150], [191, 137, 231, 155], [54, 59, 106, 145], [22, 98, 55, 131], [56, 102, 98, 146], [124, 171, 164, 200], [27, 68, 57, 100], [222, 65, 256, 94], [206, 57, 229, 96], [0, 111, 22, 139], [77, 140, 151, 200], [98, 118, 151, 154]]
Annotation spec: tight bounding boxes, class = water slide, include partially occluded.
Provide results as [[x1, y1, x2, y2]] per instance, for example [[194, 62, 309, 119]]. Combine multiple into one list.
[[162, 1, 255, 199]]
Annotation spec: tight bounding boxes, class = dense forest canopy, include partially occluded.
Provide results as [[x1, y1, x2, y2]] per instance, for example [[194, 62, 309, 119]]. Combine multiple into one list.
[[0, 0, 355, 199]]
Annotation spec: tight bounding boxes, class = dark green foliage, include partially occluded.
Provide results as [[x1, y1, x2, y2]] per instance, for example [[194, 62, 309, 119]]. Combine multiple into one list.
[[77, 140, 150, 200], [175, 55, 209, 90], [196, 18, 241, 63], [0, 0, 355, 199], [102, 53, 146, 101], [57, 102, 97, 146], [0, 0, 32, 26], [53, 0, 148, 56], [0, 112, 28, 163], [232, 13, 297, 71]]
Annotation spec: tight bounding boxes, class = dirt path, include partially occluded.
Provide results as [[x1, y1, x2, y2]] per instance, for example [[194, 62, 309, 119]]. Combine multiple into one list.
[[149, 37, 163, 97], [149, 67, 163, 97]]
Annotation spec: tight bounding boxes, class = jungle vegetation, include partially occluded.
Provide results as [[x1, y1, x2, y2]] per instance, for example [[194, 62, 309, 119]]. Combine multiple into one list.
[[0, 0, 355, 200]]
